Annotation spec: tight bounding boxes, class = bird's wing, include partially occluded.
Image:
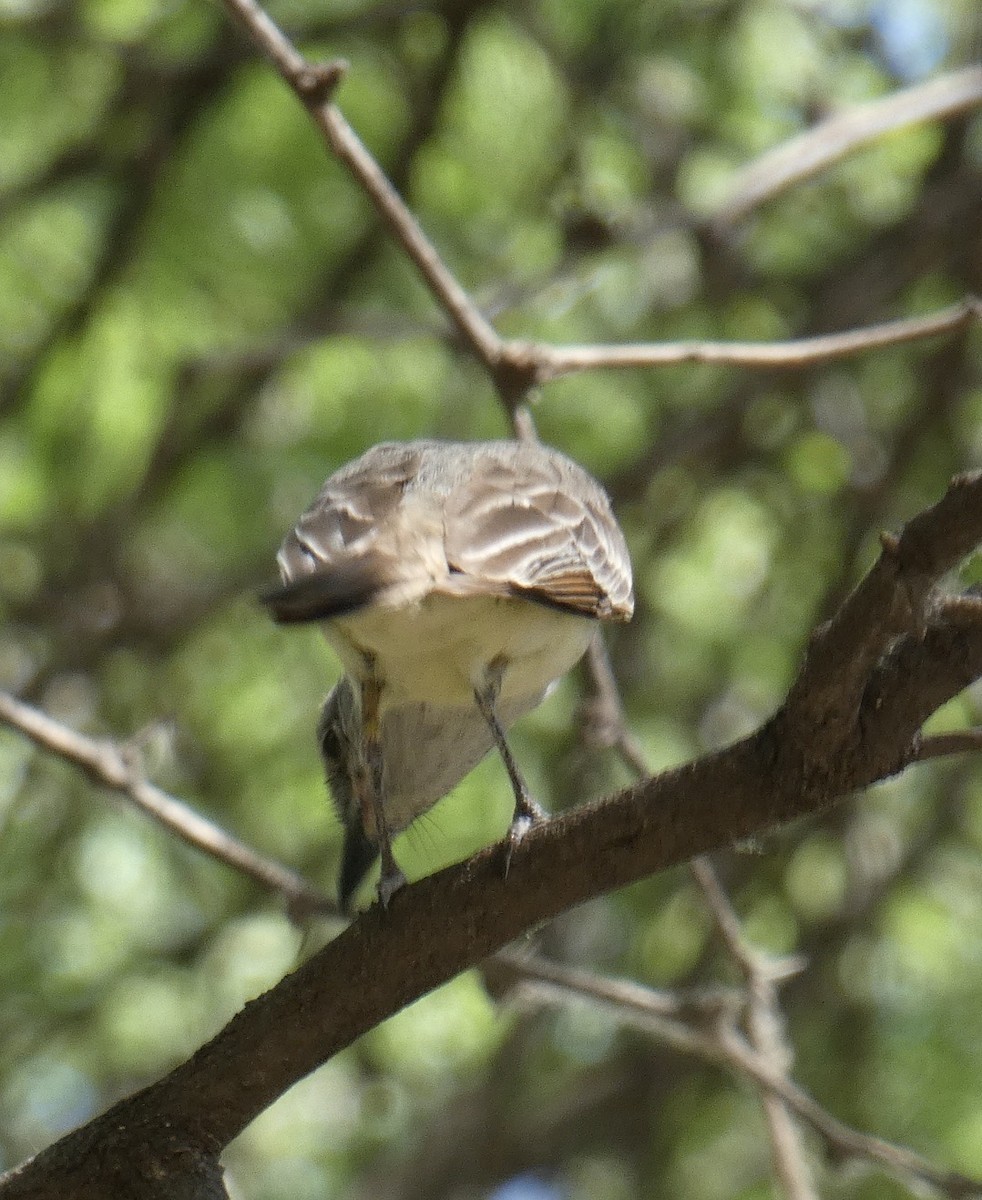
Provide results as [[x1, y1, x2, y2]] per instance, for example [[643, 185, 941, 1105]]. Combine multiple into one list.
[[442, 448, 634, 621], [266, 444, 427, 622], [266, 440, 634, 624]]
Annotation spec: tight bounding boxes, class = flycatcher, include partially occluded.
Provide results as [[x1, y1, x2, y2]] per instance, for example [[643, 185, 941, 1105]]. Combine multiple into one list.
[[264, 439, 633, 910]]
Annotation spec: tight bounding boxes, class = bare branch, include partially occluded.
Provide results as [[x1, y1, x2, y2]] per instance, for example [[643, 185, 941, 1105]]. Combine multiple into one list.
[[586, 638, 817, 1198], [717, 64, 982, 224], [693, 859, 816, 1200], [485, 950, 745, 1026], [219, 0, 508, 385], [916, 728, 982, 761], [581, 471, 982, 1200], [0, 691, 336, 921], [582, 635, 651, 777], [4, 472, 981, 1197], [219, 0, 981, 418], [529, 298, 980, 381], [786, 473, 982, 744], [490, 953, 981, 1199]]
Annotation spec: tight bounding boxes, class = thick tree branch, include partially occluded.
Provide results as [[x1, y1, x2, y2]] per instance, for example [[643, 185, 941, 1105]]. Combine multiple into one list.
[[3, 472, 981, 1199]]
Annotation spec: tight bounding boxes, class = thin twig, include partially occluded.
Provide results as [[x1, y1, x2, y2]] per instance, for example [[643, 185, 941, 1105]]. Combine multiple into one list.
[[690, 858, 815, 1200], [0, 690, 336, 921], [584, 636, 817, 1198], [916, 728, 982, 761], [584, 635, 649, 776], [220, 0, 505, 379], [689, 864, 816, 1200], [487, 949, 744, 1025], [220, 0, 981, 407], [498, 952, 982, 1199], [532, 298, 980, 380], [717, 65, 982, 224]]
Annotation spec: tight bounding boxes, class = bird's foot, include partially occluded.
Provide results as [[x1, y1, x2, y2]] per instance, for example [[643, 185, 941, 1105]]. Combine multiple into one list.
[[376, 862, 407, 909], [502, 794, 548, 877]]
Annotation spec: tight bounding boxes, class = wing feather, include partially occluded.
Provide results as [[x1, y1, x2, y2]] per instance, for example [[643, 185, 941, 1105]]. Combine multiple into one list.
[[271, 444, 425, 619], [268, 440, 633, 625], [443, 446, 633, 621]]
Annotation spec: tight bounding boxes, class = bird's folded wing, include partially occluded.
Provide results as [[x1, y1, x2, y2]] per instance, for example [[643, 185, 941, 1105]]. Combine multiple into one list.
[[267, 446, 425, 620], [265, 440, 634, 623], [262, 559, 388, 622], [442, 452, 634, 621]]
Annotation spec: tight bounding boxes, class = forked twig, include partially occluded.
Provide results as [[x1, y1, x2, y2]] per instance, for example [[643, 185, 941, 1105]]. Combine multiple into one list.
[[492, 952, 981, 1199], [221, 0, 981, 405]]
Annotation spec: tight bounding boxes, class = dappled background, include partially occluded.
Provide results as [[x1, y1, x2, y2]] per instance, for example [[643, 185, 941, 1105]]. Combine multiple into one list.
[[1, 0, 981, 1197]]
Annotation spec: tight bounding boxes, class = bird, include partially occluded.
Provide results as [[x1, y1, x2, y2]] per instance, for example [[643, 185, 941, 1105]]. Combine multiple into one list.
[[263, 438, 633, 911]]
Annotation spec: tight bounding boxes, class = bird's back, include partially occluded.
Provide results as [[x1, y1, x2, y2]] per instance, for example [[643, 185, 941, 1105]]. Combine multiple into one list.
[[273, 439, 634, 624]]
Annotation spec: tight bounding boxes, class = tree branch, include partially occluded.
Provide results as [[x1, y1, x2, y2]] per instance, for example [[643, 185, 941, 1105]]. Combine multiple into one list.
[[689, 857, 817, 1200], [488, 953, 981, 1199], [217, 0, 981, 412], [528, 298, 980, 379], [717, 65, 982, 224], [0, 691, 336, 921], [3, 471, 981, 1198], [219, 0, 509, 391], [916, 728, 982, 761]]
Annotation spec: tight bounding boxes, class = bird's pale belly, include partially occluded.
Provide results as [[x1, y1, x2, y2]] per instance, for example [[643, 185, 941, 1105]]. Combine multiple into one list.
[[324, 592, 595, 707]]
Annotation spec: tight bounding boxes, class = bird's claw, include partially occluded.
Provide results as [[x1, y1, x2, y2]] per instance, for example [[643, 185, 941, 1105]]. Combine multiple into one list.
[[376, 865, 407, 909]]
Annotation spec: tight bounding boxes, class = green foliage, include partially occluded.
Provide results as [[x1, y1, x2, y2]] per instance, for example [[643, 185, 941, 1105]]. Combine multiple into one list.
[[0, 0, 980, 1196]]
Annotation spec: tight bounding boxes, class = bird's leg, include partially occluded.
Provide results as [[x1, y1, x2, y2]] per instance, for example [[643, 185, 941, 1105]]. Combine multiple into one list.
[[360, 674, 406, 907], [474, 659, 547, 875]]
